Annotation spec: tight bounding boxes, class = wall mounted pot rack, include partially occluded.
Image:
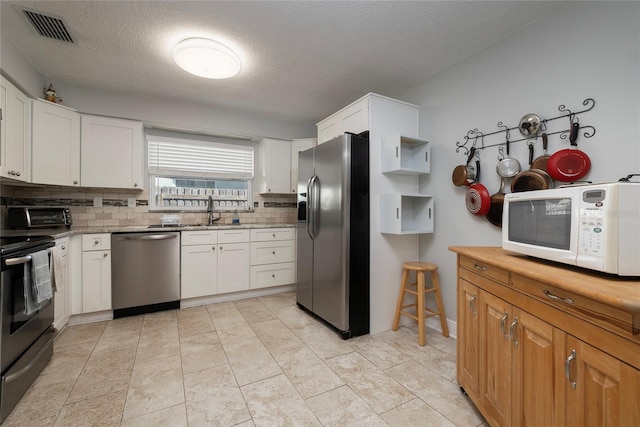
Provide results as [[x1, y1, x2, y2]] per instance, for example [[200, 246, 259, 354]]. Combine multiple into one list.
[[455, 98, 596, 156]]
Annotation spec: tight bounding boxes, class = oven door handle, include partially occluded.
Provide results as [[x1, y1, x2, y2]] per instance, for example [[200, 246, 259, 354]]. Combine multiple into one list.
[[5, 255, 33, 266], [4, 329, 55, 384], [4, 248, 52, 266]]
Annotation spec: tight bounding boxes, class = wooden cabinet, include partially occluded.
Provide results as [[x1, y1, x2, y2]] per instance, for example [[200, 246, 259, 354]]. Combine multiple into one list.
[[258, 138, 291, 194], [181, 229, 250, 298], [290, 138, 315, 194], [31, 99, 80, 186], [316, 97, 369, 144], [81, 114, 144, 189], [81, 233, 111, 313], [452, 247, 640, 427], [0, 77, 31, 182], [53, 237, 70, 330]]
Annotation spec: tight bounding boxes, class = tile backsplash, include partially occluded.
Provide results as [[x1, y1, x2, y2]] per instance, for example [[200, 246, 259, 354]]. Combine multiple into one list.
[[0, 184, 297, 228]]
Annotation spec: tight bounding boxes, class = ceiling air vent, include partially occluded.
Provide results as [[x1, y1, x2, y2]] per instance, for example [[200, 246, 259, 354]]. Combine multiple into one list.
[[23, 10, 74, 43]]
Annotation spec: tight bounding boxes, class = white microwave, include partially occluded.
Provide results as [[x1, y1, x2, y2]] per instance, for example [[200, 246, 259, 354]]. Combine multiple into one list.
[[502, 182, 640, 276]]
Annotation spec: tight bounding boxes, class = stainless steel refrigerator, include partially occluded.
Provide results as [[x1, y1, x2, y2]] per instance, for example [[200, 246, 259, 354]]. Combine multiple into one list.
[[296, 133, 369, 339]]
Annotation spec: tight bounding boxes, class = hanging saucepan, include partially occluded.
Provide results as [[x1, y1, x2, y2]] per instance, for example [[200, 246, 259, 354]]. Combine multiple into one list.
[[465, 160, 491, 216], [547, 122, 591, 182], [518, 113, 542, 137], [486, 141, 520, 227], [511, 140, 553, 192], [452, 147, 477, 186], [531, 132, 550, 172]]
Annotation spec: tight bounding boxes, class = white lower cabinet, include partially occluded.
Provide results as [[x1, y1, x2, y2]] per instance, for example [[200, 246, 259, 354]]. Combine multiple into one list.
[[181, 229, 250, 298], [250, 228, 296, 289], [81, 234, 111, 313], [53, 237, 70, 330]]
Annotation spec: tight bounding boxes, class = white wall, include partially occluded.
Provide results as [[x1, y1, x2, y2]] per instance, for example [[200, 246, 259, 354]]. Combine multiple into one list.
[[395, 2, 640, 333], [51, 83, 316, 141], [0, 32, 44, 96]]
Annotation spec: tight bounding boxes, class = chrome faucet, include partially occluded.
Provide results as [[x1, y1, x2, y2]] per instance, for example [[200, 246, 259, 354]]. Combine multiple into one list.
[[207, 195, 220, 225]]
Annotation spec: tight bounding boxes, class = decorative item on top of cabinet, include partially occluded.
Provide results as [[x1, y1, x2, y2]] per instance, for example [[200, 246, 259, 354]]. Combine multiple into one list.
[[0, 77, 31, 183], [382, 135, 430, 175], [32, 98, 81, 186], [81, 115, 144, 189], [380, 193, 433, 234], [258, 138, 291, 194]]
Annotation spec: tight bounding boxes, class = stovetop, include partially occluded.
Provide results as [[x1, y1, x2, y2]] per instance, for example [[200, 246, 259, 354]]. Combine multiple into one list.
[[0, 235, 55, 257]]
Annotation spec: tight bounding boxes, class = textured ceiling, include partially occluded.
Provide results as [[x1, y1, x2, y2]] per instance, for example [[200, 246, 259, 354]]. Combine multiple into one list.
[[1, 1, 568, 124]]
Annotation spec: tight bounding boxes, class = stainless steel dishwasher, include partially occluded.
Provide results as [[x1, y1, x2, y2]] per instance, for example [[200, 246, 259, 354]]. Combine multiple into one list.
[[111, 232, 180, 318]]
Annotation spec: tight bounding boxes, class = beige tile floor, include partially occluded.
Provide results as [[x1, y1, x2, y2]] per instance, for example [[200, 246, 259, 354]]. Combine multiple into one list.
[[3, 292, 486, 427]]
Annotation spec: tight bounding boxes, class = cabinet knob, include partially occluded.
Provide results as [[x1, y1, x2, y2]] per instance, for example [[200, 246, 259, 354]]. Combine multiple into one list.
[[212, 246, 216, 251], [73, 180, 79, 185], [8, 170, 15, 176], [134, 183, 138, 187], [94, 240, 100, 245], [268, 189, 271, 192], [61, 245, 66, 250], [272, 251, 276, 255], [15, 171, 20, 176], [220, 246, 223, 250], [103, 252, 108, 257], [272, 274, 275, 278], [272, 233, 276, 238]]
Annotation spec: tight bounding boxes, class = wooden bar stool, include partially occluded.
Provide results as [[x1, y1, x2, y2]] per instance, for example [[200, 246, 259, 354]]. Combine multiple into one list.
[[392, 262, 449, 346]]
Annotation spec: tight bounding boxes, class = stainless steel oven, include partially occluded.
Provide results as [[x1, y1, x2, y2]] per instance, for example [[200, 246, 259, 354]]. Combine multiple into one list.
[[0, 236, 56, 423]]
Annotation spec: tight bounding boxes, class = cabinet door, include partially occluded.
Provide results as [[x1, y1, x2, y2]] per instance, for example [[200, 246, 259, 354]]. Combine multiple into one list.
[[341, 99, 369, 135], [290, 138, 315, 193], [81, 115, 143, 189], [259, 139, 291, 194], [479, 291, 513, 427], [317, 118, 340, 144], [181, 245, 217, 298], [511, 308, 564, 427], [82, 250, 111, 313], [0, 77, 31, 182], [217, 242, 250, 293], [566, 336, 640, 426], [457, 279, 480, 400], [32, 100, 80, 186]]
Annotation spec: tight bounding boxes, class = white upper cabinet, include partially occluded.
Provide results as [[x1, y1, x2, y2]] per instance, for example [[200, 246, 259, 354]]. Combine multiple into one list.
[[290, 138, 315, 193], [0, 77, 31, 182], [258, 138, 291, 194], [316, 97, 369, 144], [81, 114, 144, 189], [31, 99, 80, 186], [381, 135, 430, 175]]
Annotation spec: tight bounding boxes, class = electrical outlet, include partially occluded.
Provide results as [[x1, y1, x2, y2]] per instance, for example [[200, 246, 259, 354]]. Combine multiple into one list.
[[93, 197, 103, 208], [128, 198, 136, 208]]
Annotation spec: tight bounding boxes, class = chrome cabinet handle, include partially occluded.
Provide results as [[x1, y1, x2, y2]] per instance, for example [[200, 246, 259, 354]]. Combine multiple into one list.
[[73, 180, 79, 184], [15, 171, 20, 176], [61, 246, 66, 250], [510, 317, 519, 348], [473, 263, 487, 272], [94, 240, 100, 244], [212, 247, 215, 251], [544, 290, 574, 305], [272, 251, 276, 255], [134, 183, 138, 187], [103, 252, 108, 257], [469, 295, 477, 316], [272, 274, 275, 278], [272, 233, 276, 237], [500, 313, 509, 340], [565, 349, 577, 390]]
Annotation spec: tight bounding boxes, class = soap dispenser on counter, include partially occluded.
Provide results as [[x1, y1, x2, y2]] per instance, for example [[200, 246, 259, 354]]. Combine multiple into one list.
[[232, 210, 240, 224]]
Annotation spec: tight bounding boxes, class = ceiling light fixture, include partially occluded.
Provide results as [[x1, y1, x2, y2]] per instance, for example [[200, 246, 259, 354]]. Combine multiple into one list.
[[173, 38, 241, 79]]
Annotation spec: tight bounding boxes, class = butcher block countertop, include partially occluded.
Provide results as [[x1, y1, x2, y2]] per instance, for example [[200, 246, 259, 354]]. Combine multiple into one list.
[[449, 246, 640, 315]]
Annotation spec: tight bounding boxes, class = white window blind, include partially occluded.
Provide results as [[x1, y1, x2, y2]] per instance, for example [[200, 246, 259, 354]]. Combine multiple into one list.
[[148, 136, 254, 179]]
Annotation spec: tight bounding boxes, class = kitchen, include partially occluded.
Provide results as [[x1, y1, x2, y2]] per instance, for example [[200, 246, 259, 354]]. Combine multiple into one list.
[[1, 1, 639, 426]]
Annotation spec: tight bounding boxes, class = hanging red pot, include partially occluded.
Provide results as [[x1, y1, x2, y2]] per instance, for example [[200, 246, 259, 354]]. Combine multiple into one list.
[[547, 122, 591, 182]]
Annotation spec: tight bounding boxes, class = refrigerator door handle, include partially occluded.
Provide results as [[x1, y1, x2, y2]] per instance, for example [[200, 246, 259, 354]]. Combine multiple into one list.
[[311, 175, 320, 238], [306, 176, 314, 239]]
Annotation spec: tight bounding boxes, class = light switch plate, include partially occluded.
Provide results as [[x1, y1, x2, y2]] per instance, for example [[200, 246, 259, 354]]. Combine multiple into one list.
[[93, 197, 102, 208], [127, 198, 136, 208]]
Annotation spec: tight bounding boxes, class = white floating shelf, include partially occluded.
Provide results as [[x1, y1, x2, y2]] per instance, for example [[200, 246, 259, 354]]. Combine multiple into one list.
[[380, 193, 434, 235], [382, 135, 430, 175]]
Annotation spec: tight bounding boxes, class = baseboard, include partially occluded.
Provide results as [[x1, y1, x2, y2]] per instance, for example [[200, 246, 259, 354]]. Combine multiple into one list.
[[180, 284, 296, 308]]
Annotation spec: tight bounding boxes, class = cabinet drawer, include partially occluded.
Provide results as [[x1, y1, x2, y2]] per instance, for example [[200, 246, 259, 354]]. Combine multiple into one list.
[[55, 237, 70, 255], [218, 229, 250, 243], [182, 230, 217, 246], [459, 256, 509, 285], [512, 274, 638, 337], [251, 241, 295, 265], [82, 233, 111, 251], [250, 262, 295, 289], [250, 228, 294, 242]]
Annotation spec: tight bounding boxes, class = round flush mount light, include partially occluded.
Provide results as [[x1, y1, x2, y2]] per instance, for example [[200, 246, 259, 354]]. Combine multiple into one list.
[[173, 38, 241, 79]]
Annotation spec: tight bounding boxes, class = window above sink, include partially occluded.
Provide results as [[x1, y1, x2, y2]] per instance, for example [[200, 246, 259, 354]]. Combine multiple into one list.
[[147, 133, 255, 212]]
